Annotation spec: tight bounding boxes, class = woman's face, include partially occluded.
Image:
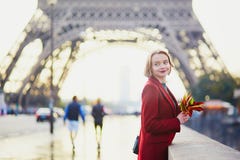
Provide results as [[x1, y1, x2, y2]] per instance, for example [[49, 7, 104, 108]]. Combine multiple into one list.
[[151, 53, 171, 81]]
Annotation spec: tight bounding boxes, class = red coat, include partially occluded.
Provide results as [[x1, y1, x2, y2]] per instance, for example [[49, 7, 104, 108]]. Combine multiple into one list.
[[138, 76, 181, 160]]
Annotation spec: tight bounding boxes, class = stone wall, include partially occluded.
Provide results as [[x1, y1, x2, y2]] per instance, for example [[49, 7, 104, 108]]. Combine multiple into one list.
[[169, 125, 240, 160]]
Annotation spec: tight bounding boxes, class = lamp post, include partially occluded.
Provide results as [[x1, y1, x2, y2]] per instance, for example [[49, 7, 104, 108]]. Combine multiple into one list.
[[48, 0, 57, 134]]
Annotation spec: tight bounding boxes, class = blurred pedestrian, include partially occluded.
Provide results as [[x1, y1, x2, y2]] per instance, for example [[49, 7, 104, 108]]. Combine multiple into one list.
[[91, 98, 106, 148], [138, 50, 190, 160], [64, 96, 85, 149], [0, 90, 7, 116]]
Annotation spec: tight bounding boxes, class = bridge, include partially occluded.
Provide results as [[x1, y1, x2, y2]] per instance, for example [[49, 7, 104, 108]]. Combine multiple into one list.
[[0, 0, 232, 108]]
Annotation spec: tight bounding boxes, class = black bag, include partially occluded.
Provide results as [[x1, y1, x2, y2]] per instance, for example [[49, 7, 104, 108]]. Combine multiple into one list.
[[133, 135, 139, 154]]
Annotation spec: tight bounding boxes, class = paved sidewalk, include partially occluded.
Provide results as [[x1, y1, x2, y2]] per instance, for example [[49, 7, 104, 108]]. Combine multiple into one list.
[[0, 115, 140, 160], [0, 115, 62, 139]]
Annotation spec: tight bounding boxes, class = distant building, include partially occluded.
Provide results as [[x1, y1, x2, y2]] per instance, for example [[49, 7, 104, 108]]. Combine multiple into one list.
[[119, 66, 130, 104]]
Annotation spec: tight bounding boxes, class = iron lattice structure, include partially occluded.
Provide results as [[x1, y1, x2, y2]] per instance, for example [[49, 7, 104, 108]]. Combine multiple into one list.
[[0, 0, 230, 106]]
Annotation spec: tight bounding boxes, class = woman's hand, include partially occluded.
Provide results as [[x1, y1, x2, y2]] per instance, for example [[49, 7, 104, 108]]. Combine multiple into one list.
[[177, 112, 190, 124]]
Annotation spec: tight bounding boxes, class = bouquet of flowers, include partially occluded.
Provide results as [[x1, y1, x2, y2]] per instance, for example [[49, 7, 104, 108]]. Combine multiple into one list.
[[180, 93, 204, 117]]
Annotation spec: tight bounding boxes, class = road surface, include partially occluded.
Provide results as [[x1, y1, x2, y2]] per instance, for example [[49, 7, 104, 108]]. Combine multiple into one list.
[[0, 115, 140, 160]]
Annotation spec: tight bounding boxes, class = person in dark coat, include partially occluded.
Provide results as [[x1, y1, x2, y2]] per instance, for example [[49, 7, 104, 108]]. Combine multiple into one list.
[[64, 96, 85, 149], [91, 98, 106, 147], [138, 50, 190, 160]]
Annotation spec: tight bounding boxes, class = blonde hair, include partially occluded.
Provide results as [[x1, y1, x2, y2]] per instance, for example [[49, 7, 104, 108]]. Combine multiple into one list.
[[144, 50, 174, 77]]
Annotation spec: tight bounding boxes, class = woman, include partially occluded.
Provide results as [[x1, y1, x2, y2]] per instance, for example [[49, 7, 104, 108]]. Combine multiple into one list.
[[138, 50, 189, 160]]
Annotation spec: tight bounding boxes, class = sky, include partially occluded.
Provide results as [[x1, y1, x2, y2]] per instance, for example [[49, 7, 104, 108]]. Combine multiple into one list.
[[0, 0, 239, 102], [59, 44, 186, 101], [192, 0, 240, 77]]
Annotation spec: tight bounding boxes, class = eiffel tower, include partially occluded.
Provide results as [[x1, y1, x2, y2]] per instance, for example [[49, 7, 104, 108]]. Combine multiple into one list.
[[0, 0, 230, 106]]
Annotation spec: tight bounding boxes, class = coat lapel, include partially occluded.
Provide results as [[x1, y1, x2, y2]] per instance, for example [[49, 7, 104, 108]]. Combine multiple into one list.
[[166, 88, 178, 115], [150, 77, 177, 115]]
